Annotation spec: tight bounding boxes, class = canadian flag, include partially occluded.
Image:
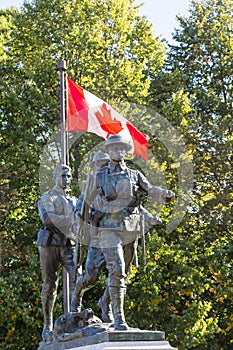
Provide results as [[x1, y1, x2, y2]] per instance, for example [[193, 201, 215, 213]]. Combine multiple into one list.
[[67, 77, 149, 161]]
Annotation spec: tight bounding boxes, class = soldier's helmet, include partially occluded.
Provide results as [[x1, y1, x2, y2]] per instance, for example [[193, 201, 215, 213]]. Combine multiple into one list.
[[101, 134, 132, 152], [90, 151, 110, 167], [52, 164, 72, 178]]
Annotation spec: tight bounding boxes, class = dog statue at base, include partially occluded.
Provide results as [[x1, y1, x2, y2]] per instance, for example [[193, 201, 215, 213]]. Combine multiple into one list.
[[53, 308, 105, 342]]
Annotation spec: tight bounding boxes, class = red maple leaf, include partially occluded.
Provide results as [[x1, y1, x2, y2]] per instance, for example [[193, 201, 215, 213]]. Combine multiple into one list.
[[94, 103, 123, 137]]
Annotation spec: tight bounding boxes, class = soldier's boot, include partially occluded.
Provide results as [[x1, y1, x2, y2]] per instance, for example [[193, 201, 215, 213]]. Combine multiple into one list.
[[109, 287, 129, 331], [70, 275, 85, 312], [98, 286, 114, 323], [41, 296, 55, 343]]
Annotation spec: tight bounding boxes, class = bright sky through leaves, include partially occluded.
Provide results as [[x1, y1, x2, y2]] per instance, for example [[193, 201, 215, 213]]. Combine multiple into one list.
[[0, 0, 190, 42]]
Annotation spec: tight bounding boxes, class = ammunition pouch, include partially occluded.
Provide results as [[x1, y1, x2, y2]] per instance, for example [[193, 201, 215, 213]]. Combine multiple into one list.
[[122, 208, 140, 232], [36, 226, 64, 246], [37, 227, 53, 246]]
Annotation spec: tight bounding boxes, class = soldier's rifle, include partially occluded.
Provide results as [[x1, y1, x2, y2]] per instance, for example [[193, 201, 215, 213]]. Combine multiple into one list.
[[74, 172, 94, 271], [140, 213, 146, 265]]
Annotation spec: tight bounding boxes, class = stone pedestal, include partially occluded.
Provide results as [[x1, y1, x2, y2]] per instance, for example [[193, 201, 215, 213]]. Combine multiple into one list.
[[38, 328, 177, 350]]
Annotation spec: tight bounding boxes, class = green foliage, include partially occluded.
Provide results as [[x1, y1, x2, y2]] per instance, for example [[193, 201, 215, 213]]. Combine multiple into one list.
[[130, 1, 233, 349], [0, 249, 65, 350], [126, 219, 232, 349], [0, 252, 42, 349]]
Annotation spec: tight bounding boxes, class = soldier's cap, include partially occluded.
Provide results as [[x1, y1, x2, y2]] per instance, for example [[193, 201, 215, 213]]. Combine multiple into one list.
[[101, 134, 132, 152], [90, 151, 110, 167], [53, 164, 72, 177]]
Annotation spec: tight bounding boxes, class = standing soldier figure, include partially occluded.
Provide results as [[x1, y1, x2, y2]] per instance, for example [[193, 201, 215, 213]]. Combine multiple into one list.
[[72, 135, 175, 331], [36, 164, 79, 343], [71, 151, 161, 324], [71, 152, 111, 318]]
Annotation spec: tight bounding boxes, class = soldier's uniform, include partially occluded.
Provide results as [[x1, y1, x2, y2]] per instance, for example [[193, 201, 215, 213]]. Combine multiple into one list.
[[36, 165, 79, 342], [71, 136, 175, 330], [71, 152, 111, 319], [92, 160, 174, 329], [71, 152, 157, 323]]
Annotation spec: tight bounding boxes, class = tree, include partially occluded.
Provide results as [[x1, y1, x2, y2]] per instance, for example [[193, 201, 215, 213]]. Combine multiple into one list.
[[126, 1, 232, 349]]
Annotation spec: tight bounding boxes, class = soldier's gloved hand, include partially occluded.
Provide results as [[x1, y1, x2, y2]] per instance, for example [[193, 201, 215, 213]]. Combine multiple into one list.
[[165, 190, 176, 203], [149, 215, 162, 226]]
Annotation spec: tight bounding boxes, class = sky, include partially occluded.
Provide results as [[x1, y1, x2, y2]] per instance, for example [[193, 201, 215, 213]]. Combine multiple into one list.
[[0, 0, 191, 43]]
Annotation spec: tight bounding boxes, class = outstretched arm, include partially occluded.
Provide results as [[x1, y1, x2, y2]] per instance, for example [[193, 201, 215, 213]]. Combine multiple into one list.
[[137, 171, 176, 203]]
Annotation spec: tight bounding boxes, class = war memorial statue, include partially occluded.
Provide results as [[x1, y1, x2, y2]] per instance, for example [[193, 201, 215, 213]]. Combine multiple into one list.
[[36, 164, 79, 343], [37, 137, 176, 349], [71, 135, 176, 331]]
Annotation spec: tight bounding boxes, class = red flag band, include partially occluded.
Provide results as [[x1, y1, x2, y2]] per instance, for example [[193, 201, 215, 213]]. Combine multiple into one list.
[[67, 77, 149, 160]]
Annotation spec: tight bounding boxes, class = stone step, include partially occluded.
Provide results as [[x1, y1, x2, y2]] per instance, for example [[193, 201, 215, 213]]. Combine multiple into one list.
[[71, 340, 177, 349], [38, 330, 177, 350]]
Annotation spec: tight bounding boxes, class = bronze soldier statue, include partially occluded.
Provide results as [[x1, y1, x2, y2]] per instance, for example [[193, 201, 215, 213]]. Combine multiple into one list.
[[71, 152, 111, 320], [36, 164, 79, 343], [71, 135, 175, 331], [71, 151, 161, 324]]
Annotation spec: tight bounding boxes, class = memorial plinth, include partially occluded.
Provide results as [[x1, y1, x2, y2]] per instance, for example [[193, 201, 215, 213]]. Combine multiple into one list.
[[38, 327, 177, 350]]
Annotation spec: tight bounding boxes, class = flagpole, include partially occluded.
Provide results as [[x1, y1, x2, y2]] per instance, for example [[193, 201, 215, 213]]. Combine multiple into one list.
[[57, 59, 70, 313], [65, 75, 69, 165], [57, 59, 67, 164]]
